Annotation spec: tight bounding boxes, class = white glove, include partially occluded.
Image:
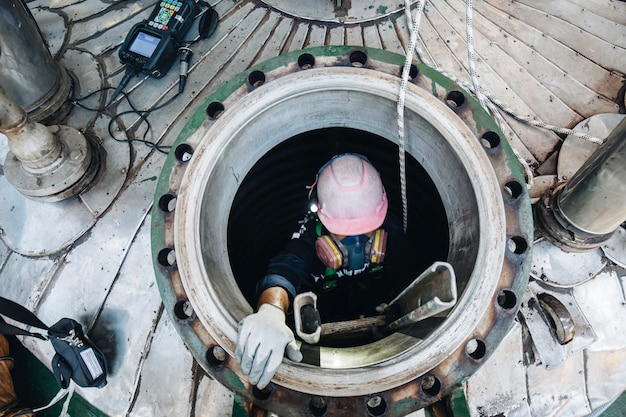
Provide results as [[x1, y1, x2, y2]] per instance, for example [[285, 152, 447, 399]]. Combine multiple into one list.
[[235, 303, 303, 389]]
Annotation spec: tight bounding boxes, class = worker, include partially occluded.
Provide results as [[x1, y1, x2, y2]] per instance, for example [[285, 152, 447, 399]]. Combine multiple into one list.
[[235, 153, 411, 389]]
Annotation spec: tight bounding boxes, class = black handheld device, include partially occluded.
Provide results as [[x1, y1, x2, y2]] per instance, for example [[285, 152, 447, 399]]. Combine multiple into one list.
[[119, 0, 200, 78]]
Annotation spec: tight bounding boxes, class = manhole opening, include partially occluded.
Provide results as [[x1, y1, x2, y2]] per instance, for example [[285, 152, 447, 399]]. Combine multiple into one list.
[[227, 127, 450, 348]]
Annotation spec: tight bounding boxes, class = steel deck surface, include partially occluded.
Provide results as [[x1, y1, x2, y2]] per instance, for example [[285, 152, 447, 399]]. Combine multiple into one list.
[[0, 0, 625, 416]]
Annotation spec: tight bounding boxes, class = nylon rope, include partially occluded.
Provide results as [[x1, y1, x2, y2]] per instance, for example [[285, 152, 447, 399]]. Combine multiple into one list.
[[465, 0, 489, 111], [397, 0, 605, 199], [397, 0, 427, 233], [30, 380, 75, 417]]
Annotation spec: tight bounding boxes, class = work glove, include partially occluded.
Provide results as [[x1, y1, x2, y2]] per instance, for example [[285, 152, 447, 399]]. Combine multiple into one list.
[[235, 303, 303, 389]]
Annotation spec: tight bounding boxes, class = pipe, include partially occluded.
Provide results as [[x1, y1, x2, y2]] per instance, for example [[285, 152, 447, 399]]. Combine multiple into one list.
[[555, 117, 626, 236], [0, 0, 72, 122], [151, 47, 533, 416], [0, 85, 101, 202], [0, 86, 62, 170]]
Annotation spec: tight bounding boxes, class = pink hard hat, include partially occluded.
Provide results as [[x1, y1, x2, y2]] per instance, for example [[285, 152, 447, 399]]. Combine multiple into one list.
[[316, 154, 388, 236]]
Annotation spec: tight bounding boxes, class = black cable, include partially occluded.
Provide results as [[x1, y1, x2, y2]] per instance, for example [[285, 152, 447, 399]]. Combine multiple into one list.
[[72, 84, 180, 154], [106, 91, 182, 154], [70, 0, 220, 154], [107, 65, 138, 107]]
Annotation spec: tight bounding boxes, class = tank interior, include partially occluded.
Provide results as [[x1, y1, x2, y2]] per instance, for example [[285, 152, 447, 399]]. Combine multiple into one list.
[[227, 127, 452, 347]]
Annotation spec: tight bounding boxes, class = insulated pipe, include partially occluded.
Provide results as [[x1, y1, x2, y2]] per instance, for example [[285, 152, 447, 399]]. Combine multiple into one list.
[[0, 0, 72, 122], [555, 117, 626, 236], [0, 86, 62, 170], [0, 85, 100, 202]]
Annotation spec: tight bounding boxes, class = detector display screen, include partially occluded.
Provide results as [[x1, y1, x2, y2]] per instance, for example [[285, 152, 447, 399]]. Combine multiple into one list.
[[129, 31, 160, 58]]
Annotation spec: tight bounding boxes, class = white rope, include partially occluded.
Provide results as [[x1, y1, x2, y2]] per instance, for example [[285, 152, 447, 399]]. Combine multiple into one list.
[[30, 380, 75, 417], [465, 0, 489, 112], [397, 0, 427, 233], [397, 0, 605, 194]]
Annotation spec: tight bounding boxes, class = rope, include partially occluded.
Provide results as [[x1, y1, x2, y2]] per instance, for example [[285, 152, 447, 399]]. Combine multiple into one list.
[[465, 0, 489, 112], [397, 0, 605, 198], [397, 0, 427, 233]]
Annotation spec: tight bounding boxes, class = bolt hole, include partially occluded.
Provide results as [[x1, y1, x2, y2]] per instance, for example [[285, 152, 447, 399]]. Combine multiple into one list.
[[350, 50, 368, 67], [465, 338, 486, 360], [174, 143, 193, 162], [445, 90, 466, 109], [206, 345, 227, 366], [253, 385, 273, 401], [157, 248, 176, 267], [206, 101, 225, 119], [400, 64, 419, 79], [298, 53, 315, 69], [504, 181, 524, 199], [248, 70, 266, 88], [421, 375, 441, 397], [481, 131, 501, 149], [158, 193, 177, 212], [508, 235, 528, 255], [309, 397, 328, 417], [174, 300, 194, 320], [497, 289, 517, 310], [366, 396, 387, 416]]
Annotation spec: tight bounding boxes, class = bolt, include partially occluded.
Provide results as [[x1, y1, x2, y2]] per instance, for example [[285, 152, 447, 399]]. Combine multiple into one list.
[[212, 346, 226, 362], [70, 149, 83, 160], [422, 376, 436, 390], [367, 396, 382, 408]]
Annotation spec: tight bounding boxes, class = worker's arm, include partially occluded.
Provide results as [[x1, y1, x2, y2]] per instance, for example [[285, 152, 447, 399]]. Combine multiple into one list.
[[235, 285, 301, 389], [256, 286, 290, 312]]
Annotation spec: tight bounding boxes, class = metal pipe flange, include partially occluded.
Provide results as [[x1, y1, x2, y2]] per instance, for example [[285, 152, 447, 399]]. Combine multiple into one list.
[[152, 46, 533, 416]]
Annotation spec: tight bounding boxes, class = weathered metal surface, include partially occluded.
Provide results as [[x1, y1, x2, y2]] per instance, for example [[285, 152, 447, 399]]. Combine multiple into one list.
[[529, 281, 597, 357], [258, 0, 415, 23], [530, 238, 605, 287], [464, 322, 532, 416], [0, 0, 623, 416], [602, 227, 626, 269], [467, 268, 626, 416]]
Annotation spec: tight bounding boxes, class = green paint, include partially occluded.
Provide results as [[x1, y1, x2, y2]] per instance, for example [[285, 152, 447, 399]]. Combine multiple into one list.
[[139, 175, 158, 183], [377, 5, 388, 13], [449, 386, 472, 416], [232, 393, 251, 417], [601, 390, 626, 417]]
